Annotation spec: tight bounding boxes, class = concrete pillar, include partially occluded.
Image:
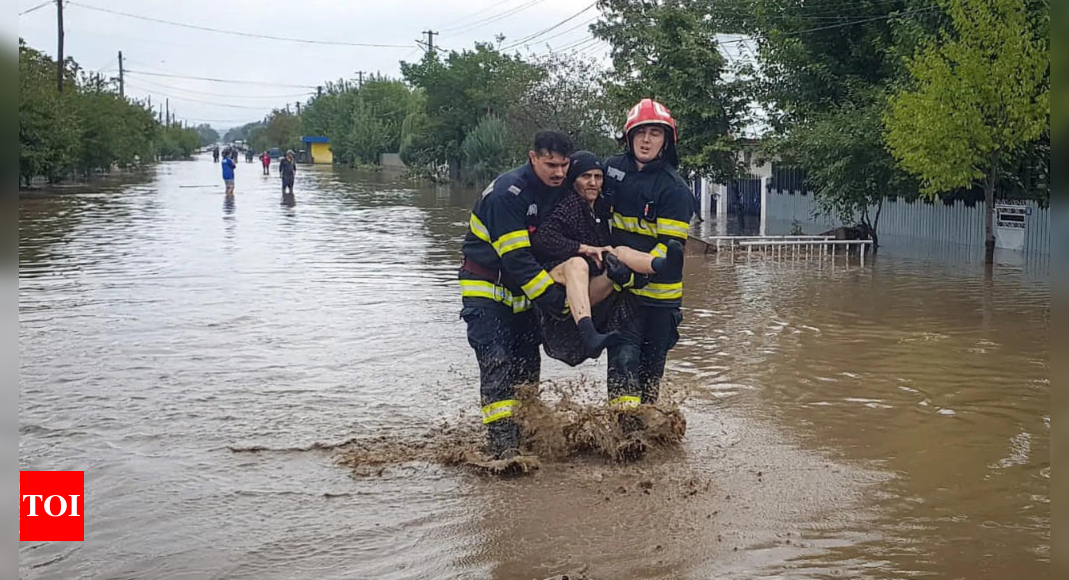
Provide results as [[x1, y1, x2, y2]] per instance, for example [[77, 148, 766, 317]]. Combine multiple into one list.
[[700, 177, 713, 220], [760, 177, 770, 237]]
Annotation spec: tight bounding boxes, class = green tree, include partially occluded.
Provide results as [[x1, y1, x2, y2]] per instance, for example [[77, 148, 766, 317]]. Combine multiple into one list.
[[401, 44, 541, 176], [19, 42, 80, 185], [739, 0, 937, 245], [593, 0, 749, 182], [507, 53, 617, 157], [301, 79, 418, 166], [248, 109, 302, 153], [885, 0, 1049, 262], [461, 115, 515, 182], [194, 124, 220, 147]]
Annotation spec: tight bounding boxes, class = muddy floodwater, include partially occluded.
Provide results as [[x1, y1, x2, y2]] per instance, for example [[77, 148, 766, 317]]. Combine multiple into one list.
[[19, 158, 1049, 579]]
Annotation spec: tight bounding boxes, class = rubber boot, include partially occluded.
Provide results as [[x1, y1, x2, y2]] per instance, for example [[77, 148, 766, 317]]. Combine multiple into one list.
[[615, 411, 647, 462], [486, 418, 522, 460]]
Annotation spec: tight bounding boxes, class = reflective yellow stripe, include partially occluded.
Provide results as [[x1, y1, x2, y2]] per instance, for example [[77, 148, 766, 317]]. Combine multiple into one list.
[[492, 229, 531, 256], [656, 218, 689, 239], [469, 214, 490, 243], [650, 243, 668, 258], [630, 281, 683, 301], [459, 279, 532, 313], [610, 395, 641, 410], [521, 269, 553, 300], [612, 212, 657, 238], [482, 399, 519, 424]]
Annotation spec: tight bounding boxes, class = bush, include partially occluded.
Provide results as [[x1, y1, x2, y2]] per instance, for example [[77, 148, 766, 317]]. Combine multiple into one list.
[[461, 115, 514, 182]]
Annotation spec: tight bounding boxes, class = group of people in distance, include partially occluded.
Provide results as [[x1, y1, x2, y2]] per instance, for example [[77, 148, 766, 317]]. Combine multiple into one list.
[[459, 98, 693, 466], [218, 148, 297, 198]]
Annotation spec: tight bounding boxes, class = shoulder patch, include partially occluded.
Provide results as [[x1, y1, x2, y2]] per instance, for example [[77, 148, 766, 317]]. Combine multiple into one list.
[[508, 184, 522, 196], [607, 166, 626, 182]]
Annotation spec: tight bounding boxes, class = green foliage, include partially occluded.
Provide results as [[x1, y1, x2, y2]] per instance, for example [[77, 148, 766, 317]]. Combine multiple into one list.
[[248, 110, 302, 153], [593, 0, 749, 181], [401, 44, 542, 171], [740, 0, 939, 241], [155, 125, 201, 160], [194, 124, 220, 147], [461, 115, 515, 181], [19, 42, 80, 184], [508, 53, 618, 157], [885, 0, 1049, 194], [223, 122, 263, 144], [301, 79, 419, 166], [18, 39, 197, 186]]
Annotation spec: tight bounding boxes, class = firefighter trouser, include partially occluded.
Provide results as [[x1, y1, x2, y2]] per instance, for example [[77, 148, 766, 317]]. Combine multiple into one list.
[[607, 304, 682, 408], [462, 306, 541, 424]]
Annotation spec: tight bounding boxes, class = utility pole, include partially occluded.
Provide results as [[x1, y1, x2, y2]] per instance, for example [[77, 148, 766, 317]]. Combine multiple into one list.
[[56, 0, 65, 92], [422, 30, 437, 54], [317, 86, 323, 98], [165, 98, 170, 126], [118, 50, 125, 98], [356, 71, 364, 89], [295, 102, 301, 115]]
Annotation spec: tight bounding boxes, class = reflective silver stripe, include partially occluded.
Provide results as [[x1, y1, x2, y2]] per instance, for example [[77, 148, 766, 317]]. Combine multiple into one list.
[[656, 218, 689, 239]]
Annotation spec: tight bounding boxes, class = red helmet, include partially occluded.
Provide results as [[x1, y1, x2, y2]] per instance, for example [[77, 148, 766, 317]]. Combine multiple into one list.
[[623, 98, 677, 142]]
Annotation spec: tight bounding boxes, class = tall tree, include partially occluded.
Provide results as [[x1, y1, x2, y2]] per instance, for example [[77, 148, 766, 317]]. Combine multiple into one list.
[[401, 45, 541, 174], [593, 0, 748, 182], [885, 0, 1049, 262], [740, 0, 936, 245]]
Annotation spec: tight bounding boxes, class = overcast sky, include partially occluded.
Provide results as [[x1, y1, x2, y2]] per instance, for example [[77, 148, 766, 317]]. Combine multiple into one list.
[[17, 0, 759, 134], [16, 0, 614, 130]]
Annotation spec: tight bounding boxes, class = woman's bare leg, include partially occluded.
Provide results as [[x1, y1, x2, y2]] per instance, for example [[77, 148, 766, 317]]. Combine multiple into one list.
[[612, 246, 657, 275], [549, 257, 593, 324]]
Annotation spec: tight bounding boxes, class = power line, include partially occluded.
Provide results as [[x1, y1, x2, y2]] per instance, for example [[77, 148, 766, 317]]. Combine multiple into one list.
[[66, 2, 413, 48], [124, 83, 293, 111], [530, 16, 597, 46], [19, 0, 51, 16], [446, 0, 550, 35], [501, 2, 597, 50], [123, 75, 313, 100], [779, 5, 941, 36], [437, 0, 527, 31], [125, 69, 319, 89]]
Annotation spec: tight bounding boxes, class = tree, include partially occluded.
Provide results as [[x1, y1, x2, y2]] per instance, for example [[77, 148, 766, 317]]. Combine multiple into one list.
[[789, 97, 918, 250], [301, 79, 419, 166], [194, 124, 220, 147], [19, 41, 80, 185], [885, 0, 1049, 262], [592, 0, 749, 182], [739, 0, 937, 245], [248, 110, 302, 153], [507, 53, 618, 157], [461, 115, 515, 182], [401, 44, 541, 176]]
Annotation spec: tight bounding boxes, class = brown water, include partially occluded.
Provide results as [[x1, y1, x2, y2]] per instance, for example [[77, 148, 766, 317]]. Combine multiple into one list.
[[19, 158, 1049, 579]]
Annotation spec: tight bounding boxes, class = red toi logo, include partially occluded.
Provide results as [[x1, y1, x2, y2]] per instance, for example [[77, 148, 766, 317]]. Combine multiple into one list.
[[20, 471, 84, 542]]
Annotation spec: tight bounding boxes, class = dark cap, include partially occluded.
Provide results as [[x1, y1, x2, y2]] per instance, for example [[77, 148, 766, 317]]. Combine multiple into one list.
[[567, 150, 603, 183]]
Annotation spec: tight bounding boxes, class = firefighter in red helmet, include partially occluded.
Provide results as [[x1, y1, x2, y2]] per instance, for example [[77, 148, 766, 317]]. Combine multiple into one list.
[[601, 98, 693, 458]]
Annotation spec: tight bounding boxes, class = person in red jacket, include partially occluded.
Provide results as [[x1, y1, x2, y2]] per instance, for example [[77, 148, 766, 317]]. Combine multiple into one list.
[[260, 151, 271, 175]]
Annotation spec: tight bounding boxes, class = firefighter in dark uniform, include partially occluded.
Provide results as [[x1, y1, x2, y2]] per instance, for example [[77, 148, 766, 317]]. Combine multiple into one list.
[[459, 131, 574, 460], [602, 99, 693, 445]]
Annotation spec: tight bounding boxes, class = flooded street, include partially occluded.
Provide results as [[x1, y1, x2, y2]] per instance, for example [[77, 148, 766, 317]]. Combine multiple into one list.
[[19, 158, 1049, 579]]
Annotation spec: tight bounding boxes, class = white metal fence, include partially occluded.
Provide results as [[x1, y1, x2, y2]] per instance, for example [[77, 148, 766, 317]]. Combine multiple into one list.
[[764, 191, 1050, 255]]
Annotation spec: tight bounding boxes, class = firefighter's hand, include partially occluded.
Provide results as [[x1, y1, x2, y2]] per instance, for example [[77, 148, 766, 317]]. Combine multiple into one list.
[[534, 284, 569, 318]]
